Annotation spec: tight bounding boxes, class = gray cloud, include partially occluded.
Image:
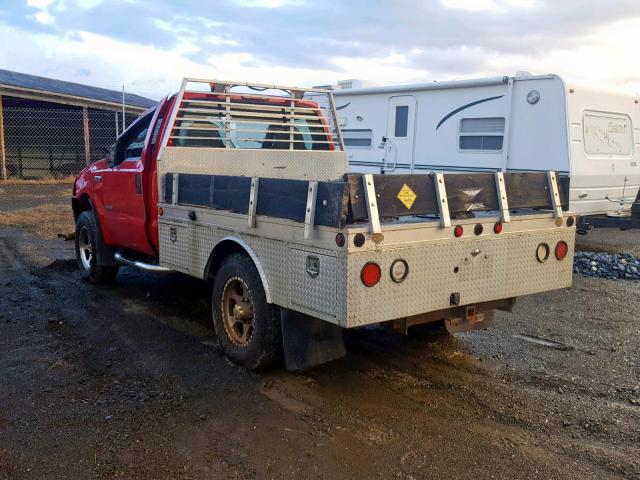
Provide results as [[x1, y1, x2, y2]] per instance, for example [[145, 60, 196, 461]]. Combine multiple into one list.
[[3, 0, 640, 96]]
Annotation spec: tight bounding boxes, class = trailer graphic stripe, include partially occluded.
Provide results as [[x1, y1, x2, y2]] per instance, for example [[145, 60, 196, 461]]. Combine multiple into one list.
[[435, 95, 504, 130]]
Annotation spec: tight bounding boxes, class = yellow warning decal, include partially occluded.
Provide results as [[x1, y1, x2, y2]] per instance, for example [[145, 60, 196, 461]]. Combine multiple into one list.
[[397, 184, 417, 210]]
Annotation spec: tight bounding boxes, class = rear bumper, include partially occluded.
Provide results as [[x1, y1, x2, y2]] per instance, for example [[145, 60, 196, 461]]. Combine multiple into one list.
[[342, 228, 574, 327]]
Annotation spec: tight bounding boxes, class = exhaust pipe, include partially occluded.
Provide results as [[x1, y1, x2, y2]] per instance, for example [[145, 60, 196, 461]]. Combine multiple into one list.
[[114, 252, 173, 273]]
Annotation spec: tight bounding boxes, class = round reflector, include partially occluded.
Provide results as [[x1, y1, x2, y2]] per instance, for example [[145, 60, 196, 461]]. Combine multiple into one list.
[[474, 224, 484, 236], [335, 233, 345, 247], [361, 262, 381, 287], [555, 241, 568, 260], [493, 222, 503, 234], [453, 225, 464, 238], [536, 243, 550, 263], [390, 259, 409, 283], [354, 233, 365, 247], [566, 216, 575, 227]]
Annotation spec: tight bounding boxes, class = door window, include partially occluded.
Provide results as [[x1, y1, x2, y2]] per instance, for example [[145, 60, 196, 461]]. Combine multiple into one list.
[[114, 115, 152, 165], [394, 106, 409, 137]]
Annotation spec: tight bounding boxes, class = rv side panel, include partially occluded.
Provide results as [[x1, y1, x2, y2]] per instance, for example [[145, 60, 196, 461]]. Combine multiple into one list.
[[507, 76, 570, 174], [565, 84, 640, 215], [412, 84, 509, 172]]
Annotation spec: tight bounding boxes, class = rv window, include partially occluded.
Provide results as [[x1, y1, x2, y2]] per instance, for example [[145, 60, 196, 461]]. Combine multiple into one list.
[[394, 106, 409, 137], [459, 117, 505, 151], [343, 129, 372, 148], [583, 112, 632, 156]]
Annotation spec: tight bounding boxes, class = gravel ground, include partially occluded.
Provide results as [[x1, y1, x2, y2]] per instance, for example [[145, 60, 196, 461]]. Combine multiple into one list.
[[0, 226, 639, 479], [576, 227, 640, 257], [574, 251, 640, 280]]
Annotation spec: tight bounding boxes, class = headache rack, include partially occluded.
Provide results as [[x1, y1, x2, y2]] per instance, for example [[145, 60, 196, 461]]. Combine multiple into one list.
[[159, 78, 345, 153]]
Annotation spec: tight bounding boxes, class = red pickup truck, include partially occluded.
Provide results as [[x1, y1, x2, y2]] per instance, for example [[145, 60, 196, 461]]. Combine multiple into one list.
[[71, 78, 574, 371]]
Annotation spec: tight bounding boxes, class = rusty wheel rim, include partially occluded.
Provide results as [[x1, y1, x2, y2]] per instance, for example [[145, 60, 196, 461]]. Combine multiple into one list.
[[221, 277, 255, 347]]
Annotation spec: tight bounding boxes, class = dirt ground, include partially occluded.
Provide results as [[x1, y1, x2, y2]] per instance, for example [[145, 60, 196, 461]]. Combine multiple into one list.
[[0, 225, 639, 480]]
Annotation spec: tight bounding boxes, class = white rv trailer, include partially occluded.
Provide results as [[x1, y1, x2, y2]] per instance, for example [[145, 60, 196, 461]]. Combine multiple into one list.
[[323, 74, 640, 216]]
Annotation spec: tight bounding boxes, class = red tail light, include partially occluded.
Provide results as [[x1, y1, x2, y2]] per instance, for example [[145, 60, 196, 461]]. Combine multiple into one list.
[[494, 222, 503, 234], [361, 262, 381, 287], [555, 241, 568, 260], [453, 225, 464, 238]]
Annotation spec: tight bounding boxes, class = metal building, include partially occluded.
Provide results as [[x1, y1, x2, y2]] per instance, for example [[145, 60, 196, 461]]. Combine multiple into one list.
[[0, 69, 156, 180]]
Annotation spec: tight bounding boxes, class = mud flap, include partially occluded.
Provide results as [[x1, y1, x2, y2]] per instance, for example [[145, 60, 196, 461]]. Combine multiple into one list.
[[444, 308, 494, 334], [280, 309, 346, 371]]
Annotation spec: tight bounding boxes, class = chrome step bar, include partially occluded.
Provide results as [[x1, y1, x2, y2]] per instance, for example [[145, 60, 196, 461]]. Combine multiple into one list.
[[114, 252, 173, 273]]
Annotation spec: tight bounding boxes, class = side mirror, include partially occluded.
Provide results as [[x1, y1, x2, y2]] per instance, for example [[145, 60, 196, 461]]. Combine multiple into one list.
[[105, 145, 116, 167]]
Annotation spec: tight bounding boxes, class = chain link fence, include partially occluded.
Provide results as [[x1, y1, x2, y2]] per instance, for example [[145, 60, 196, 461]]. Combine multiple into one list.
[[0, 106, 138, 237]]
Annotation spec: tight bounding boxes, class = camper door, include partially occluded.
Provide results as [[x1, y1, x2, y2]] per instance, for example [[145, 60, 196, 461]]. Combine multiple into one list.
[[385, 96, 416, 172]]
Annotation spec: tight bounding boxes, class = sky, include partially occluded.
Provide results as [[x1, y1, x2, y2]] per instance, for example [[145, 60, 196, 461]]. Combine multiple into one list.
[[1, 0, 640, 100]]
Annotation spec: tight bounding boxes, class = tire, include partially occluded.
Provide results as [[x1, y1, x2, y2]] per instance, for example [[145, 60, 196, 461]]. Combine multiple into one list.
[[212, 253, 282, 370], [75, 210, 119, 283]]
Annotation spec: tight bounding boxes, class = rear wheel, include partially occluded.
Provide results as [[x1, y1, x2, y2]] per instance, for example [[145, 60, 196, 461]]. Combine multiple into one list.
[[75, 211, 119, 283], [212, 253, 282, 370]]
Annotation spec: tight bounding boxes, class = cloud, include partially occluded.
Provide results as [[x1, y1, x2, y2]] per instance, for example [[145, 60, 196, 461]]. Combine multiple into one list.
[[3, 0, 640, 100], [75, 0, 103, 8], [31, 9, 55, 24], [26, 0, 56, 8], [232, 0, 303, 7], [441, 0, 537, 11], [25, 0, 64, 24]]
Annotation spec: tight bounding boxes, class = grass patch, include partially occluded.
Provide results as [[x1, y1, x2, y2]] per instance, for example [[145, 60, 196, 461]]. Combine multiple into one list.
[[0, 176, 75, 185], [0, 203, 74, 238]]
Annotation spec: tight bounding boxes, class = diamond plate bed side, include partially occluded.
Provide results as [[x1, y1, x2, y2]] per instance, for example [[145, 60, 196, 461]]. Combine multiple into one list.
[[159, 219, 347, 324]]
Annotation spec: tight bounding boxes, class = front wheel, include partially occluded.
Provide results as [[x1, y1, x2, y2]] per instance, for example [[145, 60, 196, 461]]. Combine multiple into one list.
[[212, 253, 282, 370], [75, 210, 119, 283]]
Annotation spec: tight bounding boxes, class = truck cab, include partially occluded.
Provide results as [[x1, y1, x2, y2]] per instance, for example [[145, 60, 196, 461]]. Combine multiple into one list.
[[73, 99, 170, 265]]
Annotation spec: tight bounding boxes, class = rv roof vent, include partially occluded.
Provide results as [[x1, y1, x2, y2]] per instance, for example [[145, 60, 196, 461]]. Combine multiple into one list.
[[338, 79, 357, 89], [311, 83, 336, 90], [515, 71, 533, 77], [336, 79, 378, 90]]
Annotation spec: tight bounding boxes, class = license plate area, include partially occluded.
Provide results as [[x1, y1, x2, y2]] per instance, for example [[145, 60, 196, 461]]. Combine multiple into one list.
[[456, 249, 494, 281]]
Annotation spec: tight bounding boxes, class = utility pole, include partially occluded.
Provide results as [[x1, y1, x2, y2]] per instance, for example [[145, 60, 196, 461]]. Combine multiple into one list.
[[122, 84, 126, 132], [82, 106, 91, 165], [0, 95, 7, 180]]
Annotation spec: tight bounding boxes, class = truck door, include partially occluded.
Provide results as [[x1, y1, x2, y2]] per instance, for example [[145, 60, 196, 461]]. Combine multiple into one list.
[[99, 113, 153, 253], [385, 95, 416, 172]]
